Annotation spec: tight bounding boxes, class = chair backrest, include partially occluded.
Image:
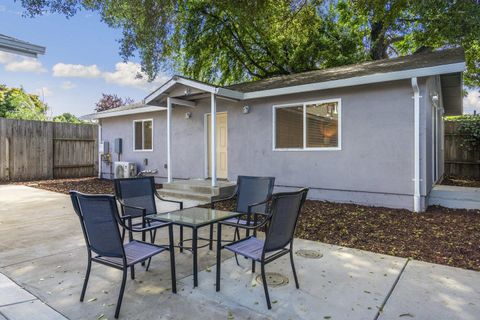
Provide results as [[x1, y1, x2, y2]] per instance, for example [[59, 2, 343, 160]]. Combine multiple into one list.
[[114, 177, 157, 217], [70, 191, 125, 258], [263, 188, 309, 253], [235, 176, 275, 214]]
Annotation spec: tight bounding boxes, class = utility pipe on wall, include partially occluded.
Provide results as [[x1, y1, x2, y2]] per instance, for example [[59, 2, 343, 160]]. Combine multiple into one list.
[[98, 122, 102, 179], [411, 77, 421, 212]]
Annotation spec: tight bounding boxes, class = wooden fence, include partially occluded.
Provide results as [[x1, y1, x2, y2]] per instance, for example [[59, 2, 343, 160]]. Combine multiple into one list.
[[444, 121, 480, 179], [0, 118, 98, 181]]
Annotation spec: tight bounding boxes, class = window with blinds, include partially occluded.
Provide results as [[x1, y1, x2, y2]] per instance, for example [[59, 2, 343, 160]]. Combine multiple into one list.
[[274, 99, 340, 150], [133, 119, 153, 151]]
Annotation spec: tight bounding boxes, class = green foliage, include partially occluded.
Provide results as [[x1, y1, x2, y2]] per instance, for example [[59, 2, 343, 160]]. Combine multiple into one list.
[[445, 115, 480, 151], [53, 112, 83, 123], [0, 84, 48, 120], [18, 0, 480, 87], [95, 93, 134, 112]]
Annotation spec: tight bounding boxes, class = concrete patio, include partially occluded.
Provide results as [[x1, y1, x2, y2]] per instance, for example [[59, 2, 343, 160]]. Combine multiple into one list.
[[0, 184, 479, 320]]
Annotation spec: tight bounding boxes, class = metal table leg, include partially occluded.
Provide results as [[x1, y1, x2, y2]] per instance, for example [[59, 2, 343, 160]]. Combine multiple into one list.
[[192, 227, 198, 287]]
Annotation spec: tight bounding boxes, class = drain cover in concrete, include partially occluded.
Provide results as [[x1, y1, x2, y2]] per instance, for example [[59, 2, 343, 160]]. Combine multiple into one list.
[[296, 249, 323, 259], [255, 272, 289, 287]]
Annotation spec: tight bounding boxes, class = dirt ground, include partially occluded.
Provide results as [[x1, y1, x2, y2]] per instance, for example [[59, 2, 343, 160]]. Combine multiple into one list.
[[440, 175, 480, 188], [11, 177, 480, 271]]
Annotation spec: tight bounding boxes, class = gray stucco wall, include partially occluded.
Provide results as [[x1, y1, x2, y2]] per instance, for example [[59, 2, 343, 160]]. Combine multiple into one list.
[[100, 78, 437, 211]]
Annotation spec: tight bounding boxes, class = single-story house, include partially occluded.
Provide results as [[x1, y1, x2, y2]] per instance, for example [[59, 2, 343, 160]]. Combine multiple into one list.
[[90, 48, 465, 212]]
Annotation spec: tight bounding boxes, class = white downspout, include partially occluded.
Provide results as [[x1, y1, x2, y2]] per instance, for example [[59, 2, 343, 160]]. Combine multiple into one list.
[[167, 97, 172, 183], [98, 121, 102, 179], [411, 77, 421, 212]]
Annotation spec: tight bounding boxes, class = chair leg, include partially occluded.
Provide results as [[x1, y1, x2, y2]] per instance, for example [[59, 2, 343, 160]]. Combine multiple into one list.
[[80, 258, 91, 302], [179, 225, 184, 253], [209, 223, 214, 250], [145, 229, 156, 271], [290, 249, 299, 289], [114, 268, 128, 319], [130, 265, 135, 280], [233, 228, 240, 266], [261, 262, 272, 309], [252, 260, 256, 274], [216, 223, 222, 292]]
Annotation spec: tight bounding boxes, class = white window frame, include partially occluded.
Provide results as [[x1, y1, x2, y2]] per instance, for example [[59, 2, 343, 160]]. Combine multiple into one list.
[[133, 119, 154, 152], [272, 98, 342, 151]]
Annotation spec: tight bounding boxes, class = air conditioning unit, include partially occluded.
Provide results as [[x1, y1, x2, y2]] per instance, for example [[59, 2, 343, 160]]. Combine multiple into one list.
[[114, 162, 137, 179]]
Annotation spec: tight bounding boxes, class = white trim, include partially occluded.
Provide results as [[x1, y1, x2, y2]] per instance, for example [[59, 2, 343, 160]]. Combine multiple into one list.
[[92, 106, 165, 119], [167, 98, 172, 183], [132, 119, 154, 152], [144, 76, 243, 105], [411, 77, 421, 212], [210, 93, 217, 187], [170, 97, 196, 108], [272, 98, 342, 151], [244, 62, 465, 100], [98, 122, 102, 178]]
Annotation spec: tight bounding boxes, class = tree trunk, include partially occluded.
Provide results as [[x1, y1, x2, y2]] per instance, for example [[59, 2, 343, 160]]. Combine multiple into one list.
[[369, 21, 389, 60]]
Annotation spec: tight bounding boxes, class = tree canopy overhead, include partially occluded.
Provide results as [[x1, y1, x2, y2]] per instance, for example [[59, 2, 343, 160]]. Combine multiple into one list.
[[18, 0, 480, 87]]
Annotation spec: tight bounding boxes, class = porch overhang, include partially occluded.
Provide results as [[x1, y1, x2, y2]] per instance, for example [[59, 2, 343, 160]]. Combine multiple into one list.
[[144, 75, 243, 106]]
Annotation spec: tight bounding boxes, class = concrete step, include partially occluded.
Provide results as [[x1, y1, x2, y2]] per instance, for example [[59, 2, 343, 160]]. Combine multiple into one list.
[[158, 188, 213, 203], [427, 185, 480, 209], [162, 180, 236, 198]]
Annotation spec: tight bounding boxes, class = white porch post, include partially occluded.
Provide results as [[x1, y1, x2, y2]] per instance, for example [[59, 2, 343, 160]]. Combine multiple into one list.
[[167, 97, 172, 183], [210, 93, 217, 187]]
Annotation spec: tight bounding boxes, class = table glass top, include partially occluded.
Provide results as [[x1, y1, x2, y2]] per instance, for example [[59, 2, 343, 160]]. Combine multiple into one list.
[[148, 207, 241, 227]]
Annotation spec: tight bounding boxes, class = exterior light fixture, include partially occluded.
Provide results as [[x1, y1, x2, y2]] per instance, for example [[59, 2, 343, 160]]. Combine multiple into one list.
[[184, 88, 192, 95], [185, 112, 192, 119], [242, 105, 250, 114]]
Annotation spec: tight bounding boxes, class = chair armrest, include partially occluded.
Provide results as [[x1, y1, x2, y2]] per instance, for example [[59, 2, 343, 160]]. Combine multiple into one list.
[[154, 190, 184, 209], [118, 214, 171, 233], [117, 199, 147, 216], [210, 191, 237, 209], [247, 198, 271, 214], [219, 214, 271, 230]]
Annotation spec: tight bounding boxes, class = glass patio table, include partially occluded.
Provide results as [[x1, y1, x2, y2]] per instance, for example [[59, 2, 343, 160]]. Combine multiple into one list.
[[148, 207, 242, 287]]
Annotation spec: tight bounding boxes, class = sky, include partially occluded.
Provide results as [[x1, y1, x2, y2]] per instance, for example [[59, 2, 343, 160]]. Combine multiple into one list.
[[0, 1, 479, 117], [0, 1, 170, 117]]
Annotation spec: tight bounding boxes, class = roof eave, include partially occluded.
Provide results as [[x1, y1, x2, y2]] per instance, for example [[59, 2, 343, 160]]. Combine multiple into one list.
[[0, 37, 46, 58], [144, 76, 244, 105], [91, 106, 166, 119], [242, 62, 466, 100]]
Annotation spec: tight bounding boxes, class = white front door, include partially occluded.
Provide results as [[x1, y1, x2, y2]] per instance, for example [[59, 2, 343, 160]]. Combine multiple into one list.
[[207, 112, 228, 179]]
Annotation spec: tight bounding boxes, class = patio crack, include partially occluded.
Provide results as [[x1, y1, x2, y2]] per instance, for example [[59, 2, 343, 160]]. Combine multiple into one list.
[[374, 258, 410, 320]]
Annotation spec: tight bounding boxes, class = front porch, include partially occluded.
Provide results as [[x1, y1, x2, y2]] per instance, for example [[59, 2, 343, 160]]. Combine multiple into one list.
[[144, 76, 244, 188]]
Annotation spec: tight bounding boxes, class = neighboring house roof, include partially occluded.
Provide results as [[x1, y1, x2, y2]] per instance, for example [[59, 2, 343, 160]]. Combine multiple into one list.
[[226, 47, 465, 93], [0, 34, 46, 58], [83, 102, 166, 120]]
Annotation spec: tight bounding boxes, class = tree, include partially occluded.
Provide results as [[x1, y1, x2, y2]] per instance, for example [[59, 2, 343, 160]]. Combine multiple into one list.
[[18, 0, 480, 88], [53, 112, 83, 123], [94, 93, 134, 112], [0, 84, 48, 120]]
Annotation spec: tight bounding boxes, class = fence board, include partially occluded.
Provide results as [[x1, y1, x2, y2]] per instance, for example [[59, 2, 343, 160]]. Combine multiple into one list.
[[0, 118, 98, 181], [444, 121, 480, 179]]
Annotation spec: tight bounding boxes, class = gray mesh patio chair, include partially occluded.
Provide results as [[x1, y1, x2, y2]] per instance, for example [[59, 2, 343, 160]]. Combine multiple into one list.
[[70, 191, 177, 319], [114, 177, 184, 252], [215, 188, 308, 309], [211, 176, 275, 240]]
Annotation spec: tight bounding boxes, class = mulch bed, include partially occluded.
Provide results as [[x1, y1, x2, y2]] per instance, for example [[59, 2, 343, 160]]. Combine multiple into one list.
[[440, 176, 480, 188], [11, 177, 116, 194], [210, 199, 480, 272], [10, 177, 480, 271]]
